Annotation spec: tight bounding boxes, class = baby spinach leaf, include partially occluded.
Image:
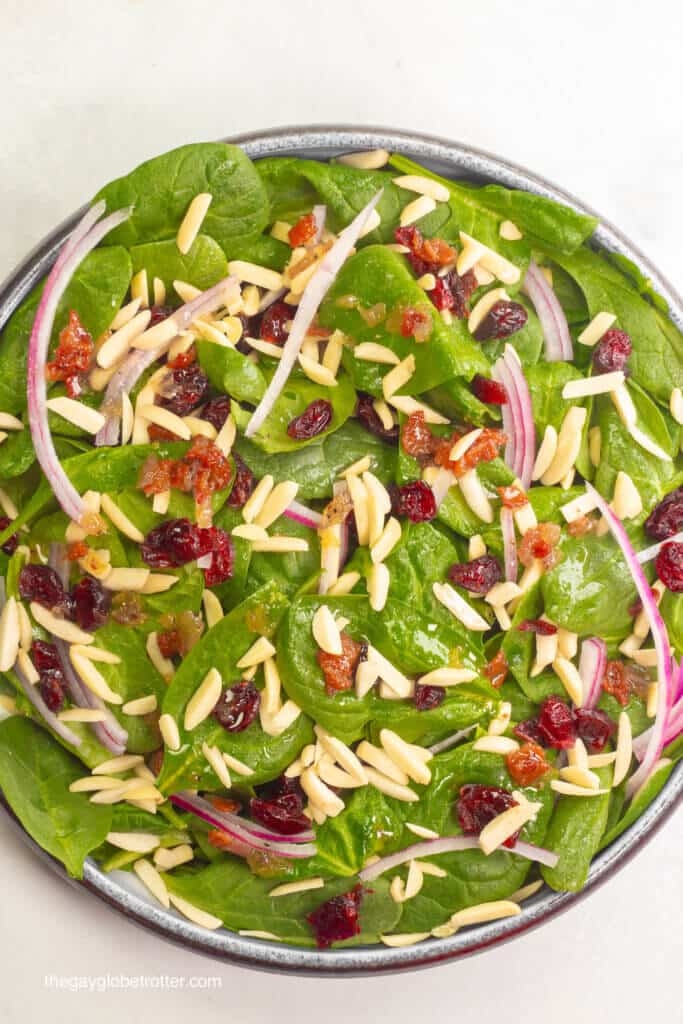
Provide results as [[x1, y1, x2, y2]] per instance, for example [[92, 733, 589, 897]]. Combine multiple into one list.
[[541, 766, 612, 891], [0, 246, 132, 415], [244, 517, 320, 597], [0, 716, 112, 877], [598, 760, 675, 852], [660, 590, 683, 658], [423, 378, 501, 426], [526, 361, 585, 436], [481, 299, 544, 367], [157, 583, 312, 795], [247, 371, 357, 454], [0, 429, 35, 479], [319, 246, 488, 393], [93, 143, 269, 255], [130, 234, 228, 294], [554, 248, 683, 402], [541, 533, 637, 643]]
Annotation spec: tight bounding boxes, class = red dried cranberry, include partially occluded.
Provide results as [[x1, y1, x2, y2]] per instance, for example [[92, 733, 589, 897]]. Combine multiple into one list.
[[471, 375, 507, 405], [513, 718, 546, 746], [40, 673, 66, 712], [574, 708, 617, 753], [158, 363, 209, 416], [200, 395, 231, 431], [226, 454, 256, 509], [537, 695, 577, 749], [256, 773, 305, 803], [213, 680, 260, 732], [389, 480, 437, 523], [287, 399, 333, 440], [31, 639, 61, 673], [0, 517, 18, 555], [517, 619, 558, 635], [307, 885, 363, 948], [656, 541, 683, 592], [18, 565, 70, 613], [148, 305, 174, 328], [473, 301, 528, 341], [260, 301, 295, 346], [448, 554, 502, 594], [250, 791, 310, 835], [141, 518, 213, 569], [456, 784, 519, 847], [592, 329, 632, 375], [71, 575, 110, 632], [202, 527, 234, 587], [414, 682, 446, 710], [356, 393, 399, 444], [429, 269, 477, 318], [645, 486, 683, 541]]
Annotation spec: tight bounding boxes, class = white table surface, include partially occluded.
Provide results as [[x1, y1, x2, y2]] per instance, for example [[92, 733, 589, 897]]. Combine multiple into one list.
[[1, 1, 682, 1020]]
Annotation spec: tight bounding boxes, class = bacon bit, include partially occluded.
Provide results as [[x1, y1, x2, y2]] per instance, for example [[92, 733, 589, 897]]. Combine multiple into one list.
[[288, 213, 317, 247], [506, 741, 551, 786], [401, 410, 437, 459], [434, 427, 507, 479], [167, 345, 197, 370], [207, 830, 242, 852], [322, 489, 354, 527], [399, 305, 432, 342], [429, 269, 478, 317], [483, 649, 508, 689], [567, 514, 598, 538], [138, 454, 173, 496], [317, 632, 363, 695], [394, 226, 456, 272], [208, 795, 242, 814], [148, 423, 181, 442], [603, 660, 650, 706], [46, 310, 94, 397], [517, 619, 557, 635], [137, 438, 232, 511], [518, 523, 561, 569], [67, 541, 89, 561], [497, 485, 528, 509]]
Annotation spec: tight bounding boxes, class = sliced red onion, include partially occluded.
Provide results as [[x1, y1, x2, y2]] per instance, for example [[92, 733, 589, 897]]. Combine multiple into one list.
[[170, 792, 316, 857], [585, 484, 674, 797], [283, 500, 324, 530], [171, 275, 239, 333], [492, 346, 535, 488], [578, 637, 607, 710], [245, 190, 383, 439], [358, 833, 558, 882], [522, 261, 573, 362], [429, 724, 476, 755], [48, 545, 127, 754], [636, 530, 683, 565], [501, 506, 518, 582], [170, 791, 314, 843], [431, 468, 456, 511], [633, 685, 683, 761], [95, 347, 163, 446], [312, 204, 327, 244], [13, 659, 82, 748], [28, 204, 133, 522]]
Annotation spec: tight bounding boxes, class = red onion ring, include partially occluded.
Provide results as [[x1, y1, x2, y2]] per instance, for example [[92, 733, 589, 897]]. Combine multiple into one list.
[[283, 500, 324, 530], [170, 792, 316, 858], [27, 203, 133, 522], [501, 506, 518, 582], [95, 347, 162, 446], [492, 346, 535, 488], [585, 484, 674, 797], [13, 659, 82, 748], [245, 190, 383, 439], [578, 637, 607, 710], [312, 204, 327, 244], [522, 261, 573, 362]]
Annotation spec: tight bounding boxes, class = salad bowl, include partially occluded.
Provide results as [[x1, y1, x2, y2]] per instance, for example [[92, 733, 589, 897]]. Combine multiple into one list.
[[0, 124, 681, 974]]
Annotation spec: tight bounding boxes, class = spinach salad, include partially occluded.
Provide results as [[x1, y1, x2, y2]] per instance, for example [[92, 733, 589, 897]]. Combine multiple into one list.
[[0, 142, 682, 949]]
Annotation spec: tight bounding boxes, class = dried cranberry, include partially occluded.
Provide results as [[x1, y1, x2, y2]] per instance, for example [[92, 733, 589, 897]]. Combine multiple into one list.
[[656, 541, 683, 592], [506, 741, 550, 786], [456, 784, 518, 847], [0, 517, 18, 555], [473, 301, 527, 341], [141, 518, 213, 569], [200, 395, 231, 431], [256, 773, 305, 804], [537, 695, 576, 749], [434, 427, 507, 478], [592, 329, 632, 375], [400, 306, 432, 341], [518, 523, 561, 569], [158, 363, 209, 416], [401, 410, 435, 457], [260, 302, 295, 346], [513, 718, 546, 746], [213, 680, 260, 732], [644, 486, 683, 541], [250, 791, 310, 835], [471, 375, 507, 405], [287, 399, 333, 440], [18, 565, 70, 613], [448, 554, 502, 594], [517, 619, 558, 635], [574, 708, 617, 753], [307, 885, 363, 948], [356, 393, 399, 444], [148, 305, 174, 328], [429, 269, 477, 318], [389, 480, 437, 523], [202, 527, 234, 587], [40, 673, 66, 712], [45, 310, 93, 397], [414, 682, 446, 710], [71, 575, 110, 632], [226, 453, 256, 509]]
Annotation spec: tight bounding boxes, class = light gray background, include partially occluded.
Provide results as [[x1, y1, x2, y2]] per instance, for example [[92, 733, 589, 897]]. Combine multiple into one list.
[[1, 1, 681, 1020]]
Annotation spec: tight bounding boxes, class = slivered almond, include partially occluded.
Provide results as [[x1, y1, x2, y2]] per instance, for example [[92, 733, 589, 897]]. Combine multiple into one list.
[[152, 489, 170, 515], [169, 893, 222, 930], [473, 736, 519, 755], [552, 656, 584, 705], [370, 516, 401, 564], [110, 297, 142, 331], [269, 878, 325, 898], [255, 480, 299, 529], [315, 726, 368, 784], [146, 632, 174, 682], [108, 831, 160, 854], [417, 667, 476, 686], [559, 765, 601, 789], [670, 387, 683, 425], [541, 406, 587, 485], [221, 750, 254, 777], [327, 571, 361, 597], [236, 636, 276, 669], [532, 425, 559, 481], [0, 597, 20, 672], [433, 582, 489, 631], [131, 269, 149, 308], [628, 423, 671, 462], [97, 310, 152, 368], [137, 404, 191, 440], [560, 491, 599, 523], [228, 260, 283, 291], [153, 277, 166, 305], [447, 899, 521, 930], [71, 644, 121, 665], [371, 399, 394, 431], [556, 629, 578, 660], [45, 397, 105, 435], [312, 605, 343, 656], [646, 681, 659, 717], [468, 288, 509, 335], [140, 573, 178, 595], [458, 232, 520, 285], [322, 332, 344, 374], [250, 537, 308, 553], [363, 470, 392, 546], [357, 741, 410, 785], [154, 845, 194, 870], [133, 858, 170, 908], [382, 354, 416, 400], [202, 589, 223, 628], [479, 800, 541, 855], [364, 766, 418, 803], [300, 767, 345, 817], [30, 603, 93, 645], [183, 415, 217, 440], [298, 354, 337, 387], [381, 933, 430, 947], [405, 823, 440, 840], [469, 534, 486, 559], [244, 336, 283, 359], [176, 192, 212, 254], [242, 474, 274, 523], [337, 149, 389, 170], [122, 695, 158, 716], [92, 754, 144, 775], [102, 568, 150, 592], [551, 781, 609, 797], [531, 630, 558, 677], [612, 471, 642, 520], [387, 395, 449, 424], [159, 713, 181, 751], [380, 729, 432, 785], [400, 194, 437, 226], [261, 699, 301, 737], [589, 425, 601, 466], [71, 650, 121, 704], [318, 762, 363, 788], [393, 174, 450, 202], [450, 428, 483, 462], [485, 581, 522, 606], [262, 658, 281, 715], [0, 412, 23, 430], [499, 220, 522, 241], [202, 741, 231, 788], [232, 524, 269, 541], [354, 342, 400, 365], [100, 493, 145, 542], [458, 469, 493, 523], [514, 501, 537, 535], [214, 413, 236, 456], [578, 311, 616, 347], [562, 371, 625, 399], [346, 473, 370, 546]]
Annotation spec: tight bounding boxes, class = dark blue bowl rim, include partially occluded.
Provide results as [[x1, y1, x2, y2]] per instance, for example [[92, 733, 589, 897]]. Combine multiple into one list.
[[0, 123, 681, 975]]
